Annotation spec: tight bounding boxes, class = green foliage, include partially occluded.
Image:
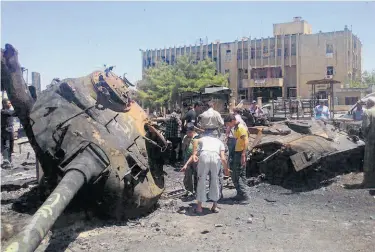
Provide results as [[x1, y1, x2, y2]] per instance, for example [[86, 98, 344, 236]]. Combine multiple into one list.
[[362, 70, 375, 86], [137, 56, 228, 108], [348, 69, 375, 88], [349, 80, 367, 88]]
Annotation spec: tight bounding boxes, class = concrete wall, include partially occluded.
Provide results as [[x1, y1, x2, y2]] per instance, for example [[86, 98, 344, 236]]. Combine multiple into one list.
[[273, 19, 312, 36]]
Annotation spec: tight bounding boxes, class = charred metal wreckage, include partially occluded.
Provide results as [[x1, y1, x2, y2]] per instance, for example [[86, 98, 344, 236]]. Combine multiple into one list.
[[1, 44, 170, 252], [246, 120, 365, 187]]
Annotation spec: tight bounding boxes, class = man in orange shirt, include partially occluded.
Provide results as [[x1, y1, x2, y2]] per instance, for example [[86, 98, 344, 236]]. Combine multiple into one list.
[[225, 114, 250, 203]]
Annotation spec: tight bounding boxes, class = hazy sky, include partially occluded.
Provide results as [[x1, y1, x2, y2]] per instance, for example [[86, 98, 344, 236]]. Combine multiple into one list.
[[2, 1, 375, 89]]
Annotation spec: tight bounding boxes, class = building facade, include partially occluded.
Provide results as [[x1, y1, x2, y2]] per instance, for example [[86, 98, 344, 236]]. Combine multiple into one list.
[[141, 17, 363, 106], [31, 72, 41, 94]]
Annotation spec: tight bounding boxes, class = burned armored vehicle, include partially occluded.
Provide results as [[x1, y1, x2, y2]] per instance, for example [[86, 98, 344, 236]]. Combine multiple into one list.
[[331, 92, 375, 138], [246, 119, 365, 187], [2, 44, 169, 251]]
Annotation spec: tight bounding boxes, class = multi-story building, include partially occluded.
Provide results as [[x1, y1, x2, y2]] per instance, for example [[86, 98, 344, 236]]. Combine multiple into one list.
[[31, 72, 41, 94], [141, 17, 363, 106]]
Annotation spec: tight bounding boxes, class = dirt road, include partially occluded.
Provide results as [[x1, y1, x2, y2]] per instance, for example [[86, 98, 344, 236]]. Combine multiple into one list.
[[1, 140, 374, 252]]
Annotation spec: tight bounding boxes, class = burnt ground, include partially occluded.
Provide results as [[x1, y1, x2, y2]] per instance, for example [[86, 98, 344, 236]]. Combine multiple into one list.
[[1, 138, 375, 252]]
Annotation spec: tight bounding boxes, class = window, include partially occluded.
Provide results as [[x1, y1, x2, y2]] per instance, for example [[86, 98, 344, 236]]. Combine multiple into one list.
[[244, 69, 248, 79], [270, 46, 275, 57], [225, 69, 230, 74], [345, 97, 359, 105], [277, 48, 282, 56], [256, 47, 261, 59], [288, 88, 297, 98], [326, 66, 334, 76], [263, 46, 268, 54], [242, 49, 248, 60], [237, 49, 242, 60], [291, 44, 296, 55], [251, 48, 255, 59], [326, 44, 333, 54], [284, 48, 288, 58], [238, 69, 244, 79], [225, 49, 231, 61]]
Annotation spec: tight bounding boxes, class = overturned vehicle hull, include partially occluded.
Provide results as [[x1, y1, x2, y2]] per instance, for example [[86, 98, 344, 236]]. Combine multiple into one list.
[[247, 120, 365, 187]]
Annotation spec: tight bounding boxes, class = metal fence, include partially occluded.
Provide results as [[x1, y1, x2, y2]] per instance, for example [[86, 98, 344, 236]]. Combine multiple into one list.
[[268, 98, 320, 119]]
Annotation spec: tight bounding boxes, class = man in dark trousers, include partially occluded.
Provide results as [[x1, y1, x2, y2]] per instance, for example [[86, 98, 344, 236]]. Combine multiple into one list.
[[181, 101, 203, 160], [1, 98, 16, 169], [225, 114, 250, 203], [165, 109, 182, 165]]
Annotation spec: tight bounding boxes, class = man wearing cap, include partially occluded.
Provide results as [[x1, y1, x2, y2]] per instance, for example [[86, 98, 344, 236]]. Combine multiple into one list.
[[249, 100, 258, 114], [198, 100, 224, 136], [225, 114, 250, 202], [180, 125, 200, 195], [361, 97, 375, 188]]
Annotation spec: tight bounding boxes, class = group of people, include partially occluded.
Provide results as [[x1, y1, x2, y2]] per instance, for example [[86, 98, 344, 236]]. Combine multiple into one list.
[[163, 100, 252, 214]]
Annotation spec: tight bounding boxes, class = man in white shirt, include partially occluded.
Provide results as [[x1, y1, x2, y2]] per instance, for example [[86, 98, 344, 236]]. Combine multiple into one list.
[[198, 101, 224, 135], [314, 100, 330, 120], [191, 131, 228, 214]]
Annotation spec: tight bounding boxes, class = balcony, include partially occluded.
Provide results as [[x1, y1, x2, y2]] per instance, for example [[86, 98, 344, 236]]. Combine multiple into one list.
[[241, 78, 284, 88]]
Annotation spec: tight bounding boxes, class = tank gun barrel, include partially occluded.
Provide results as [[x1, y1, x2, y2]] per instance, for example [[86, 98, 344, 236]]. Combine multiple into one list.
[[3, 148, 108, 252]]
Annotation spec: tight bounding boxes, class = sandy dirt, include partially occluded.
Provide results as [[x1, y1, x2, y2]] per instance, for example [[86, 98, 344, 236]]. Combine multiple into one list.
[[1, 138, 375, 252]]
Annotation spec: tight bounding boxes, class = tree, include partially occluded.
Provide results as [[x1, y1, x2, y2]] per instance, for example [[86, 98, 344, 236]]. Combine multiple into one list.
[[362, 69, 375, 86], [138, 56, 228, 108], [349, 69, 375, 88]]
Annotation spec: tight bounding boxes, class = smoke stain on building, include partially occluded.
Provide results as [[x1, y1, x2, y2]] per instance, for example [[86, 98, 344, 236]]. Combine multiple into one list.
[[141, 17, 364, 106]]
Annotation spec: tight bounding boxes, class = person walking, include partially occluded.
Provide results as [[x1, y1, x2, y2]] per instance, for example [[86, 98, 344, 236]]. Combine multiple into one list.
[[191, 131, 228, 214], [1, 98, 16, 169], [224, 114, 250, 203]]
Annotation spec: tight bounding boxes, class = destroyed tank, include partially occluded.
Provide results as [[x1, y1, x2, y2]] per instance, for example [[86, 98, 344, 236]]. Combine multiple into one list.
[[247, 119, 365, 186], [1, 44, 169, 252]]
